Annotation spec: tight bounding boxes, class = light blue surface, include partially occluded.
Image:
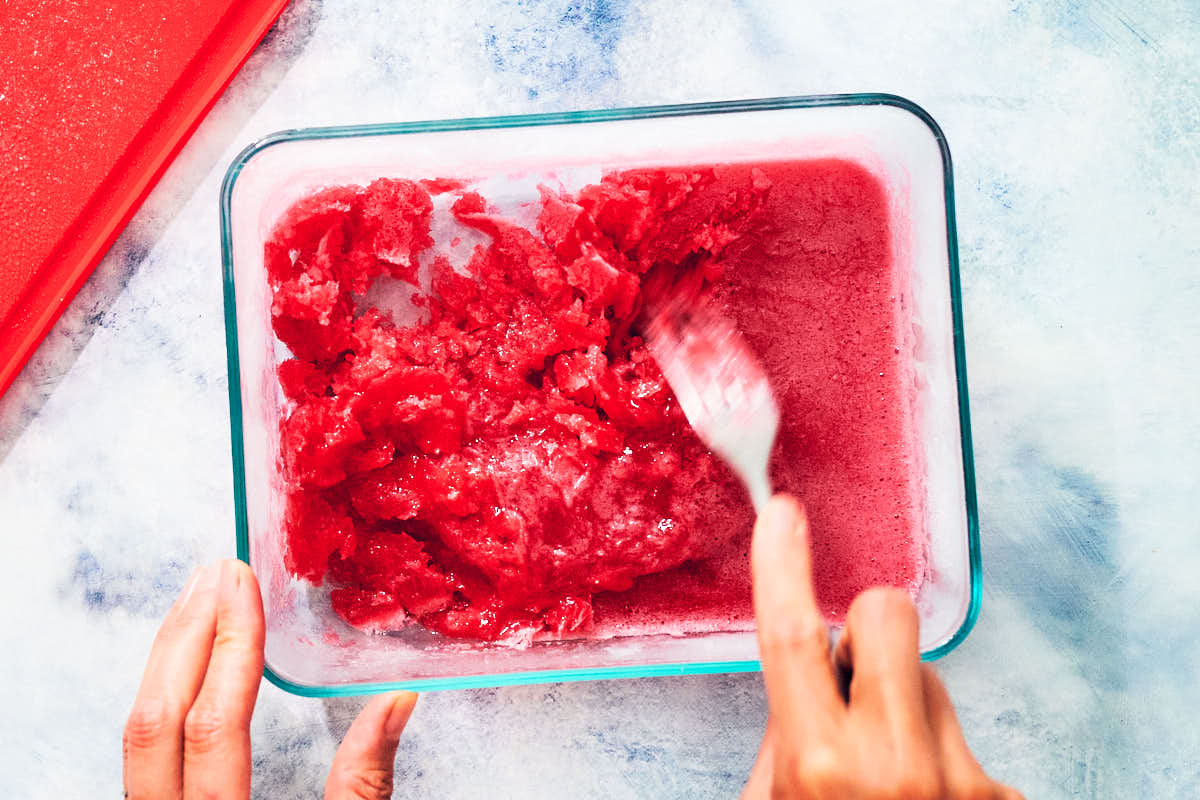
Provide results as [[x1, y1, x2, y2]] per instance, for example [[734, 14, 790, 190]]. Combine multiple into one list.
[[0, 2, 1196, 797]]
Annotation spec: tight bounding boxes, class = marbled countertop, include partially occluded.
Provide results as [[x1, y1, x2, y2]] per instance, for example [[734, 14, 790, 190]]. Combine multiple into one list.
[[2, 2, 1197, 797]]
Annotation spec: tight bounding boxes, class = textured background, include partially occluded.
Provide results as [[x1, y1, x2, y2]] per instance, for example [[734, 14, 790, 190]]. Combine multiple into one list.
[[1, 1, 1197, 797]]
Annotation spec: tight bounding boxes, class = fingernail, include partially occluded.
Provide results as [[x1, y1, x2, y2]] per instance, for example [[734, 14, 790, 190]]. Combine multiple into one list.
[[217, 559, 240, 603], [179, 562, 219, 611], [384, 692, 418, 739], [177, 567, 203, 609], [759, 496, 799, 533]]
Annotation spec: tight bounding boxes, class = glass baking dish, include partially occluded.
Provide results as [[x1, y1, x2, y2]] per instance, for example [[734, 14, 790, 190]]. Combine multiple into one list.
[[220, 94, 980, 697]]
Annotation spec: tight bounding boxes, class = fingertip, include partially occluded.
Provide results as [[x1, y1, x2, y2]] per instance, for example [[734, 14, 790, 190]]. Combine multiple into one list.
[[174, 563, 212, 613], [234, 560, 263, 612], [755, 494, 806, 537], [326, 692, 416, 798], [842, 587, 919, 679], [218, 559, 263, 615], [846, 586, 918, 635], [840, 588, 924, 726], [204, 559, 237, 609], [207, 560, 264, 660], [751, 495, 808, 569], [347, 691, 417, 749], [383, 692, 418, 740], [751, 492, 821, 615], [214, 558, 257, 589]]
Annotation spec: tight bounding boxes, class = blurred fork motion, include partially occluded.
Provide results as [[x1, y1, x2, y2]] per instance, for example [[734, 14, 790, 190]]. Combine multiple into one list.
[[647, 301, 779, 513]]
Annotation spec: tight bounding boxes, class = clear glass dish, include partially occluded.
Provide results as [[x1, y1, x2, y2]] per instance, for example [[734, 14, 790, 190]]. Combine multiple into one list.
[[220, 94, 980, 697]]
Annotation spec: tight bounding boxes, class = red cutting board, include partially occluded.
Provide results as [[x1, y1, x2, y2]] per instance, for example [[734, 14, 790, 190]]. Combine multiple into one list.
[[0, 0, 289, 397]]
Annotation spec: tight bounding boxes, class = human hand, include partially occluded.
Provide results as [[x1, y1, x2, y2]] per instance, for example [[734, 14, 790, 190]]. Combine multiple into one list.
[[742, 496, 1022, 800], [122, 558, 418, 799]]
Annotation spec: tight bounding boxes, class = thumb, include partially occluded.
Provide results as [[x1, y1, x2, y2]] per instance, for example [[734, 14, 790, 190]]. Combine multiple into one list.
[[325, 692, 417, 800]]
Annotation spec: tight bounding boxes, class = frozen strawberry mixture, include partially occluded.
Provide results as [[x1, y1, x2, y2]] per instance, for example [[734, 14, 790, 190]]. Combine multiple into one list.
[[266, 159, 924, 644]]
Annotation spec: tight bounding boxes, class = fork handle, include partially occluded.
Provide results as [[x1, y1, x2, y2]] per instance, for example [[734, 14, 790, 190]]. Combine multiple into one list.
[[747, 470, 772, 514]]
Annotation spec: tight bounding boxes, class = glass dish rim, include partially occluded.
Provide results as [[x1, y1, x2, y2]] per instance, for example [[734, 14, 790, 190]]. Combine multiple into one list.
[[219, 92, 981, 697]]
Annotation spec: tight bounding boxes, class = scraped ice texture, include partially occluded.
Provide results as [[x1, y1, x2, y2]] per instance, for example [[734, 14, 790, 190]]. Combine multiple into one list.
[[267, 160, 924, 644]]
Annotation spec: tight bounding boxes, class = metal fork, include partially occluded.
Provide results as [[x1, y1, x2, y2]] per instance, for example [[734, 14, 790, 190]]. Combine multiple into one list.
[[647, 303, 780, 513]]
